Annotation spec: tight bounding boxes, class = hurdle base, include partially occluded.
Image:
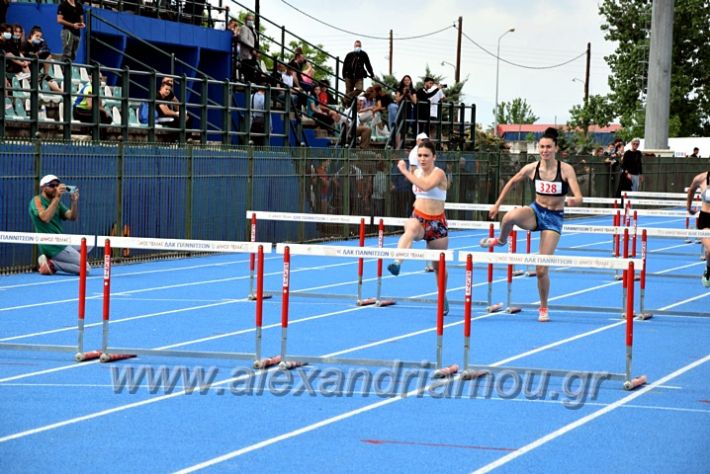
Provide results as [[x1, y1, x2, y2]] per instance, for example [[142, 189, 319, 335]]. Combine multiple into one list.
[[506, 306, 522, 314], [99, 353, 137, 363], [433, 364, 459, 379], [75, 350, 102, 362], [525, 271, 537, 277], [253, 355, 282, 369], [279, 360, 307, 370], [248, 293, 272, 301], [357, 298, 377, 306], [376, 299, 396, 307], [623, 375, 647, 391], [635, 312, 653, 321], [461, 369, 488, 380], [487, 303, 504, 313], [512, 270, 525, 277]]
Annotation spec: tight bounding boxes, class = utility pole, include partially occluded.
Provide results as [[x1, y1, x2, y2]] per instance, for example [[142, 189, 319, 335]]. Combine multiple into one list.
[[255, 0, 260, 32], [644, 0, 674, 151], [455, 16, 462, 83], [584, 42, 590, 104], [389, 29, 393, 76], [584, 42, 591, 135]]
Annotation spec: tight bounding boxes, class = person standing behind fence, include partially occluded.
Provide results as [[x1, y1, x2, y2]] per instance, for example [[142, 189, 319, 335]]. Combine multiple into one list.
[[29, 175, 89, 275], [56, 0, 84, 61], [686, 170, 710, 287], [621, 137, 643, 192], [342, 40, 373, 107]]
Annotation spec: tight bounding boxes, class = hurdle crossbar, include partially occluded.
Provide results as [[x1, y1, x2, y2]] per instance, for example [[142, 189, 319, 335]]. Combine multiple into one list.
[[276, 245, 457, 375], [245, 210, 366, 225], [276, 243, 454, 262], [444, 202, 692, 217]]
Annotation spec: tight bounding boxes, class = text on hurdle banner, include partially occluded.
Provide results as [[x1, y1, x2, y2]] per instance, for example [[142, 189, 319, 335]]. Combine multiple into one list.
[[276, 243, 454, 262], [458, 251, 642, 270]]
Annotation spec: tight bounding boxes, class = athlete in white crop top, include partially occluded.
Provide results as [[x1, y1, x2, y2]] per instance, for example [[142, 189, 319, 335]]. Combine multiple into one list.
[[686, 170, 710, 287], [387, 141, 451, 315]]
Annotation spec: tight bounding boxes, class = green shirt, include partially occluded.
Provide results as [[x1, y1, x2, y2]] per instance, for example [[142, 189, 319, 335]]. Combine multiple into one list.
[[28, 194, 70, 258]]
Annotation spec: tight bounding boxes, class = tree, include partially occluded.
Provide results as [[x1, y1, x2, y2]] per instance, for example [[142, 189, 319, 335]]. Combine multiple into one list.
[[494, 98, 539, 125], [599, 0, 710, 136]]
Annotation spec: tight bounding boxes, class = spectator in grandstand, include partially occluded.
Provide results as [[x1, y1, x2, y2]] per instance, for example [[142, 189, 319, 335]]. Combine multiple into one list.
[[306, 85, 339, 130], [319, 78, 336, 106], [154, 79, 180, 126], [689, 147, 700, 158], [393, 74, 417, 147], [3, 24, 30, 80], [341, 97, 371, 148], [21, 26, 61, 93], [29, 174, 89, 276], [299, 60, 315, 94], [371, 115, 390, 144], [56, 0, 85, 61], [416, 77, 445, 136], [373, 84, 396, 132], [237, 13, 258, 83], [620, 137, 643, 192], [73, 75, 112, 125], [227, 18, 240, 80], [342, 40, 373, 107], [274, 61, 299, 108], [249, 85, 267, 146], [0, 0, 8, 25]]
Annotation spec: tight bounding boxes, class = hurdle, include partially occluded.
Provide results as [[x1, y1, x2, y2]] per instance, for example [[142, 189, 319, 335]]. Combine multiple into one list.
[[274, 243, 459, 378], [373, 215, 510, 310], [457, 251, 647, 390], [246, 210, 371, 305], [0, 231, 100, 362], [92, 235, 275, 365], [357, 218, 396, 307]]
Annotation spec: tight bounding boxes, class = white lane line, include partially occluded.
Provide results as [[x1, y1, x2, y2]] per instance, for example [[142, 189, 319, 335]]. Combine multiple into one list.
[[470, 354, 710, 474], [0, 272, 630, 443], [171, 320, 632, 474]]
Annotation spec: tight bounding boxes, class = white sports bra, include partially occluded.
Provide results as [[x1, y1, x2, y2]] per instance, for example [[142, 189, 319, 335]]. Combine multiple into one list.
[[412, 168, 446, 201], [703, 172, 710, 203]]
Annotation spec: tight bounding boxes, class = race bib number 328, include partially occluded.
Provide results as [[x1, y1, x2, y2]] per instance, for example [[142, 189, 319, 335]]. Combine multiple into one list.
[[535, 180, 562, 195]]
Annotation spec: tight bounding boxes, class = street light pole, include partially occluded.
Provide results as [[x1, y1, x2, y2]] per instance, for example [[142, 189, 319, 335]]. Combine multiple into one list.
[[494, 27, 515, 136]]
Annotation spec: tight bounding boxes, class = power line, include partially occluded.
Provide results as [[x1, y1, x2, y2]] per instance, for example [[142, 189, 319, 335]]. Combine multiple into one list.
[[279, 0, 455, 40], [459, 30, 586, 70]]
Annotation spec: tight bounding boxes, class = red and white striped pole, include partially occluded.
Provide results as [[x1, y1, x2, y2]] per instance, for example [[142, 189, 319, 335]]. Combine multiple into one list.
[[433, 253, 457, 378], [357, 218, 365, 303], [75, 238, 100, 362], [623, 259, 647, 390]]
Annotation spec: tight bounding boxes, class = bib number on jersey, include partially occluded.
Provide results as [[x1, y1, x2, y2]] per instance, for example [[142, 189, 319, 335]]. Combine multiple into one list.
[[535, 180, 562, 195]]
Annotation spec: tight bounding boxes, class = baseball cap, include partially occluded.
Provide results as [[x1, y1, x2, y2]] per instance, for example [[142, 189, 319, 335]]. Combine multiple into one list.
[[416, 133, 428, 141], [39, 174, 60, 187]]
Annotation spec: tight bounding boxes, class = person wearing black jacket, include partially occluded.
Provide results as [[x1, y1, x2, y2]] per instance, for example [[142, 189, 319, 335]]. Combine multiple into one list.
[[416, 77, 445, 135], [342, 40, 373, 107], [621, 138, 643, 192]]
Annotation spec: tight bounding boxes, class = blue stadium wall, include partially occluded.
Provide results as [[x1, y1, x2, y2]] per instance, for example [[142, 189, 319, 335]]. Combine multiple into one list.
[[0, 142, 315, 267]]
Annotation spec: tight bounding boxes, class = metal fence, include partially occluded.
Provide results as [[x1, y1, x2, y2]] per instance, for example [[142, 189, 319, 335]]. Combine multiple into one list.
[[1, 140, 705, 272]]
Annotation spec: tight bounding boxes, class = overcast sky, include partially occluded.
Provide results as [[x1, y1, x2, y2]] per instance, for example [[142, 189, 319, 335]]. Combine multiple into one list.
[[241, 0, 617, 128]]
